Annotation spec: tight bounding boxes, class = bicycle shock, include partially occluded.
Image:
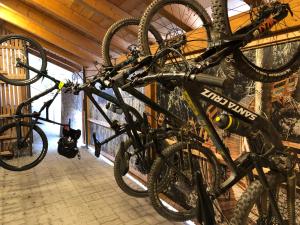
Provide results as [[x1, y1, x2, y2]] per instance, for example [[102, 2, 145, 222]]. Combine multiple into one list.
[[253, 4, 290, 38]]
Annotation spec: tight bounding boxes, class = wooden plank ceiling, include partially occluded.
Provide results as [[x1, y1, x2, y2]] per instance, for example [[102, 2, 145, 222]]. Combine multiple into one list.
[[0, 0, 218, 71], [0, 0, 299, 71]]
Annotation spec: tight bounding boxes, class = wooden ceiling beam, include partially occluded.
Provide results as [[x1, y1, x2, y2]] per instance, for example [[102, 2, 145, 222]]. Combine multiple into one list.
[[0, 5, 98, 63], [82, 0, 143, 35], [20, 0, 130, 53], [84, 0, 192, 32], [21, 0, 102, 41], [82, 0, 132, 21], [82, 0, 159, 48], [0, 4, 99, 65], [0, 0, 102, 61], [2, 22, 84, 71]]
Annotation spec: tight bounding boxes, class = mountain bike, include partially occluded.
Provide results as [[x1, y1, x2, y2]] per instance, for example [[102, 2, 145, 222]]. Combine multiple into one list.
[[0, 34, 201, 199], [99, 15, 240, 199], [138, 0, 300, 83], [0, 61, 148, 171], [100, 17, 215, 197], [125, 70, 298, 224]]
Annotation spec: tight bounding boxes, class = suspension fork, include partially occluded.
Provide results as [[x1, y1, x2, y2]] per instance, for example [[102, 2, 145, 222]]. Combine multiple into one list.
[[111, 85, 143, 151], [195, 171, 216, 225], [14, 118, 37, 154], [252, 156, 285, 225], [187, 143, 196, 185], [15, 119, 23, 148]]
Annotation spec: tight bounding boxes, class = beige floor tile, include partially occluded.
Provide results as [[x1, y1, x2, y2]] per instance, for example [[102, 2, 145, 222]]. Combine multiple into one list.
[[0, 137, 182, 225]]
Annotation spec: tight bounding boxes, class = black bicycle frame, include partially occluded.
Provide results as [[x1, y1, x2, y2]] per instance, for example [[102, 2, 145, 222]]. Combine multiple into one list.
[[108, 70, 185, 152], [11, 61, 185, 155], [104, 52, 139, 77], [181, 81, 286, 224], [7, 82, 131, 148]]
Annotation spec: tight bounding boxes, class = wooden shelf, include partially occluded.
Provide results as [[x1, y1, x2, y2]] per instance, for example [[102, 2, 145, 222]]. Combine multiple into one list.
[[0, 151, 12, 156], [283, 141, 300, 150]]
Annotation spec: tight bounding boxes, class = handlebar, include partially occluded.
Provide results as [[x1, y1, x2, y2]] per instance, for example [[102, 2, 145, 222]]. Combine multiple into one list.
[[63, 74, 110, 94], [190, 73, 229, 88]]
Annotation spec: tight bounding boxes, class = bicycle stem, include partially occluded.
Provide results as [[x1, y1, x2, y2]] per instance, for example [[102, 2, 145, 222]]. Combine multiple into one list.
[[195, 171, 216, 225]]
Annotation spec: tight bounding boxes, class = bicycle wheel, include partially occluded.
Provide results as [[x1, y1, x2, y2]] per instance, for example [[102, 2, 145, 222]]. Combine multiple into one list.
[[138, 0, 212, 60], [212, 0, 300, 82], [0, 121, 48, 171], [272, 104, 300, 141], [148, 141, 220, 221], [114, 139, 149, 197], [0, 35, 47, 86], [230, 173, 299, 225], [102, 17, 163, 67], [114, 136, 170, 198]]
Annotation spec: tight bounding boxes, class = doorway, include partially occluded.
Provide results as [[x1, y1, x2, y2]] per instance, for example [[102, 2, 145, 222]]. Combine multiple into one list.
[[29, 54, 74, 138]]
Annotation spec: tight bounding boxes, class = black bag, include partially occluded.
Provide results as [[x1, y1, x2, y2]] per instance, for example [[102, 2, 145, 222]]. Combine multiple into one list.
[[57, 126, 81, 158]]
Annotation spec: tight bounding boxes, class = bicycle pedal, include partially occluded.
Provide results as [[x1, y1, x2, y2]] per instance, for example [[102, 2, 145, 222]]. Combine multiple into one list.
[[92, 133, 102, 158]]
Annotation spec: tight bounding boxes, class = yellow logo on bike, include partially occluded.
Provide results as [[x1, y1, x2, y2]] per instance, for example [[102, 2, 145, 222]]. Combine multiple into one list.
[[58, 81, 65, 91]]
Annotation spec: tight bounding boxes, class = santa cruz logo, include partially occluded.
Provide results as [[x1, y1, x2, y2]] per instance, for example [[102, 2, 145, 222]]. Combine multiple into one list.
[[200, 88, 258, 121]]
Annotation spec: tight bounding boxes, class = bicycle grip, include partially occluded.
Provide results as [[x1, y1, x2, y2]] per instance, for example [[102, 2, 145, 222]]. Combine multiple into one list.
[[191, 73, 229, 89]]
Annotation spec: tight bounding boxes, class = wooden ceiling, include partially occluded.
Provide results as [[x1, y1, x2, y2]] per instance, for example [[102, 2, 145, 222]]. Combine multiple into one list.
[[0, 0, 214, 71], [0, 0, 299, 72]]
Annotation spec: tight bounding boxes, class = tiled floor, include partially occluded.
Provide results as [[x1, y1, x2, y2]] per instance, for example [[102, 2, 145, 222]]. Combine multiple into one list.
[[0, 136, 182, 225]]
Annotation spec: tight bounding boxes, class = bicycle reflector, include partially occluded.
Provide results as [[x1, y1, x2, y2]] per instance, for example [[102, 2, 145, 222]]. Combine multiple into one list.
[[57, 126, 81, 158]]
